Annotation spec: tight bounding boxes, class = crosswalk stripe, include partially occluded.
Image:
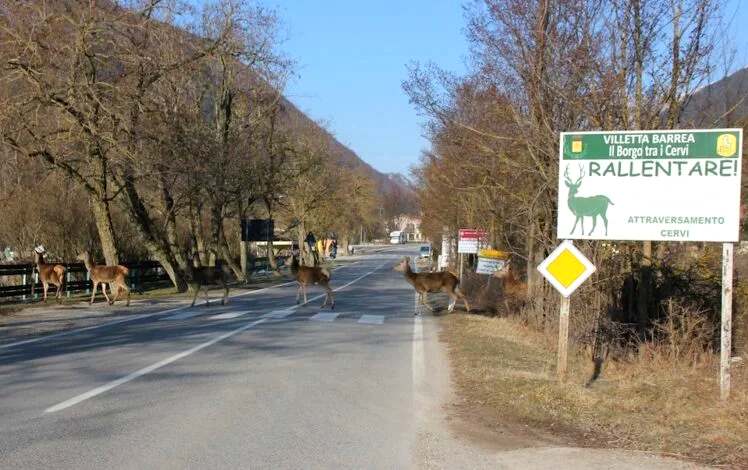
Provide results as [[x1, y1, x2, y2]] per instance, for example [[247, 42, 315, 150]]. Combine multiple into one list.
[[310, 312, 340, 322], [263, 309, 295, 319], [211, 310, 255, 320], [358, 314, 385, 325], [161, 310, 205, 321]]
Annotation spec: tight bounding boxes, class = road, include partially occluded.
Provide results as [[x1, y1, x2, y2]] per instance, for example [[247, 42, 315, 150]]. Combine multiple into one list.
[[0, 246, 704, 469]]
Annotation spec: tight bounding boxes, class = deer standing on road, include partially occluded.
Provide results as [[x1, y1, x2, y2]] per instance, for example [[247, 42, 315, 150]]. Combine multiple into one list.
[[188, 261, 232, 307], [565, 165, 614, 236], [492, 259, 527, 314], [33, 246, 65, 303], [290, 254, 334, 309], [77, 251, 130, 306], [394, 256, 470, 314]]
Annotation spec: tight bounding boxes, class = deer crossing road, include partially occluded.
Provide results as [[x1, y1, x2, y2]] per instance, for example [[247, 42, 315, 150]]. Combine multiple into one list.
[[0, 246, 438, 469], [0, 246, 700, 469]]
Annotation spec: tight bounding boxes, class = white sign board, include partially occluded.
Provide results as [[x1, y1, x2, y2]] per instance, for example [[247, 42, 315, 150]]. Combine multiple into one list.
[[458, 229, 486, 254], [537, 240, 596, 298], [476, 257, 506, 275], [558, 129, 743, 242]]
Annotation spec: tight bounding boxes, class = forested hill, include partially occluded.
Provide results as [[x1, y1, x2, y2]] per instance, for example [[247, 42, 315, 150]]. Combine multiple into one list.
[[277, 95, 412, 196], [680, 67, 748, 126]]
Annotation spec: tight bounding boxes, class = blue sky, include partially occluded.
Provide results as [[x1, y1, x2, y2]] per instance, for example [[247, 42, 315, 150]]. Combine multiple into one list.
[[259, 0, 469, 176], [190, 1, 748, 177]]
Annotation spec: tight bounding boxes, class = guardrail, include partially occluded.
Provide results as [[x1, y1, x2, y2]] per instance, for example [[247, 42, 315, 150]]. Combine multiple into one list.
[[0, 261, 170, 301], [0, 257, 288, 302]]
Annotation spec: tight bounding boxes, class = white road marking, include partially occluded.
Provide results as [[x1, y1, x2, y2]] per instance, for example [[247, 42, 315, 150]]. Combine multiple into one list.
[[45, 318, 269, 413], [42, 260, 389, 413], [161, 309, 208, 321], [210, 310, 255, 320], [358, 314, 384, 325], [0, 281, 299, 351], [310, 312, 340, 322], [263, 309, 294, 319], [413, 292, 424, 390]]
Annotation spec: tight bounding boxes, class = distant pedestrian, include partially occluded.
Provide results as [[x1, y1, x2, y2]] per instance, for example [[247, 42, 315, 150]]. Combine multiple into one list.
[[330, 240, 338, 259]]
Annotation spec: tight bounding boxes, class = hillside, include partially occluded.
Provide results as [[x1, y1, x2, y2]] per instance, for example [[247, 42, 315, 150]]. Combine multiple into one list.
[[680, 67, 748, 126]]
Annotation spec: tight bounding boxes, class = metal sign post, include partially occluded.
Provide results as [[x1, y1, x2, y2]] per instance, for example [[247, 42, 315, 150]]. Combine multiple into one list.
[[721, 242, 734, 401]]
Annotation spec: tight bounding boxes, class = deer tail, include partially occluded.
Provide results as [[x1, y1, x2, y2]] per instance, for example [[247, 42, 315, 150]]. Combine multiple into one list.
[[320, 267, 331, 280], [606, 196, 614, 205]]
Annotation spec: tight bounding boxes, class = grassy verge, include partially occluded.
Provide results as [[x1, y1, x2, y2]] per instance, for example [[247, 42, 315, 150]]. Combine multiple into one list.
[[441, 313, 748, 468]]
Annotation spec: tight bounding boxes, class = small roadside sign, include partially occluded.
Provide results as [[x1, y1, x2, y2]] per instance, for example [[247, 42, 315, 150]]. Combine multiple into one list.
[[458, 229, 487, 254], [537, 240, 596, 298]]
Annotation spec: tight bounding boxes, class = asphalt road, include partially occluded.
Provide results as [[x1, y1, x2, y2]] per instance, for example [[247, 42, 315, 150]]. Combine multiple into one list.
[[0, 246, 705, 469], [0, 246, 430, 469]]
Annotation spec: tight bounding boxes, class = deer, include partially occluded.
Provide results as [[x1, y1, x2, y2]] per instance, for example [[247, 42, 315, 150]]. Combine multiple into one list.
[[290, 253, 334, 309], [492, 259, 527, 315], [32, 246, 66, 303], [187, 260, 232, 307], [77, 251, 130, 306], [394, 256, 470, 314], [564, 165, 614, 236]]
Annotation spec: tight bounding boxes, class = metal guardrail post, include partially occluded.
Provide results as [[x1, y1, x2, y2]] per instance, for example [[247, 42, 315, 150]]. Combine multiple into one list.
[[21, 272, 27, 301], [66, 269, 71, 298]]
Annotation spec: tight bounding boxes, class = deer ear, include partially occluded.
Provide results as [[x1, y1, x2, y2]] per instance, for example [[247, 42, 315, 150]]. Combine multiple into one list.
[[564, 180, 571, 188]]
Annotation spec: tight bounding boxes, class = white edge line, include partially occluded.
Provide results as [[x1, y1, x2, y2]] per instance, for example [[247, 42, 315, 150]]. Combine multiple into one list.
[[45, 317, 268, 413]]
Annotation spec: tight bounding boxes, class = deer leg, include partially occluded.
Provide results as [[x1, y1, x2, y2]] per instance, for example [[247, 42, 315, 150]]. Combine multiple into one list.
[[420, 292, 434, 311], [111, 284, 120, 304], [457, 287, 470, 313], [190, 284, 199, 307], [204, 285, 210, 306], [589, 214, 598, 236], [122, 283, 131, 307], [43, 282, 48, 303], [601, 213, 609, 236], [296, 283, 302, 304], [90, 282, 98, 305], [222, 281, 228, 306], [102, 283, 112, 305], [570, 217, 580, 235], [303, 284, 308, 304]]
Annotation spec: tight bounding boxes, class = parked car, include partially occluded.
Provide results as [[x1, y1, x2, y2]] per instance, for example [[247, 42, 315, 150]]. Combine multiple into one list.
[[418, 245, 431, 259]]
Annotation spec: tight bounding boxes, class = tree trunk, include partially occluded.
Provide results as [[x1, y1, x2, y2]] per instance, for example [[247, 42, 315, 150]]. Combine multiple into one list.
[[89, 194, 119, 265], [119, 177, 189, 292]]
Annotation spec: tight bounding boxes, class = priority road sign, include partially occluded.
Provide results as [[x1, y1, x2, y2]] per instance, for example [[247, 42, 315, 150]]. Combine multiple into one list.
[[537, 240, 596, 298]]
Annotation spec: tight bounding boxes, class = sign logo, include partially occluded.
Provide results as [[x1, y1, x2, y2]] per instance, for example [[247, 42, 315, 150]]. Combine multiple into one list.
[[717, 134, 737, 157], [563, 165, 614, 236], [537, 240, 596, 297], [571, 136, 583, 153]]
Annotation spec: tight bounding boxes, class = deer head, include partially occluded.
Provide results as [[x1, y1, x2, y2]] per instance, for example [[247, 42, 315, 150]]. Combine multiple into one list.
[[564, 165, 584, 196], [393, 256, 411, 272], [492, 259, 513, 279]]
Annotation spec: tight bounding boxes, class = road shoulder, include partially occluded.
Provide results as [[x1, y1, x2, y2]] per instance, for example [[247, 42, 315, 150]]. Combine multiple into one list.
[[413, 313, 708, 469]]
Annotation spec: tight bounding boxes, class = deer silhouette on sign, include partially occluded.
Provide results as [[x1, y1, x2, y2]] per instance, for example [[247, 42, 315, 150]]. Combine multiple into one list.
[[564, 165, 614, 236]]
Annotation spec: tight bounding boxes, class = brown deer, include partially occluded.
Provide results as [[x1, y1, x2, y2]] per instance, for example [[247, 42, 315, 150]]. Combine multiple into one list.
[[492, 259, 527, 314], [188, 261, 232, 307], [33, 247, 66, 303], [394, 256, 470, 314], [77, 251, 130, 306], [290, 254, 334, 309]]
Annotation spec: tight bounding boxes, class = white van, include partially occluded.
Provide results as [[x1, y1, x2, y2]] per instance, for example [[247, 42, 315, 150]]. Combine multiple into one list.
[[389, 231, 405, 244]]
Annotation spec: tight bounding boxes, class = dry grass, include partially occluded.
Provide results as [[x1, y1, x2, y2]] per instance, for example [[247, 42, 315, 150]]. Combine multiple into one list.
[[442, 313, 748, 468]]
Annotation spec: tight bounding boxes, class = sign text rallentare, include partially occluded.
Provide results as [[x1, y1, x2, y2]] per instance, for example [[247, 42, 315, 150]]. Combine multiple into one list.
[[558, 129, 743, 242]]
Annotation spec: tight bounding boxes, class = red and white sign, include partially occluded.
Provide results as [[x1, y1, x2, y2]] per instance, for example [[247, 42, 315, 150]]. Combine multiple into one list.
[[458, 229, 487, 254]]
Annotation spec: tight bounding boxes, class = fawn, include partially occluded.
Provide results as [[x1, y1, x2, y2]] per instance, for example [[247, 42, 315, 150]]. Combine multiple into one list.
[[77, 251, 130, 306], [394, 256, 470, 314], [188, 261, 232, 307], [290, 254, 334, 309], [33, 247, 65, 303]]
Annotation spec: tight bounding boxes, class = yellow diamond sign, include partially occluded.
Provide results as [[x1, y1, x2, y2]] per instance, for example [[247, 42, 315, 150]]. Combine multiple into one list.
[[537, 240, 595, 297]]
